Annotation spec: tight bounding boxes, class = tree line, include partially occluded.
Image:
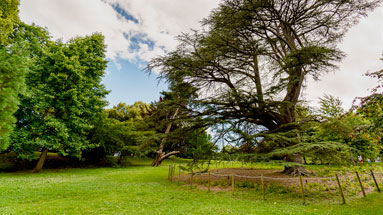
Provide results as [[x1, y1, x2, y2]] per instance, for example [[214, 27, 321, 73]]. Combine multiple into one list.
[[1, 0, 383, 173], [0, 0, 214, 171]]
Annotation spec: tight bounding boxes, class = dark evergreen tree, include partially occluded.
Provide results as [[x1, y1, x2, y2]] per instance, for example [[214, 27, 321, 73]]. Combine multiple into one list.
[[149, 0, 380, 173]]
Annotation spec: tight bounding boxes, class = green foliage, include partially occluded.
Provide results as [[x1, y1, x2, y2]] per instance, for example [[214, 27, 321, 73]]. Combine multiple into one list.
[[0, 46, 28, 150], [235, 181, 256, 189], [11, 30, 109, 161], [253, 95, 374, 164], [319, 94, 344, 118], [351, 56, 383, 159], [0, 0, 19, 45], [149, 0, 380, 165], [0, 0, 30, 150], [89, 102, 155, 162], [142, 78, 213, 166], [177, 129, 216, 170], [266, 142, 352, 163], [107, 101, 152, 122], [310, 113, 370, 162], [179, 129, 216, 159]]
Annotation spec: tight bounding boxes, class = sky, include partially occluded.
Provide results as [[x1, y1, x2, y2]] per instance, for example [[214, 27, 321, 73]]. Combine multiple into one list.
[[19, 0, 383, 110]]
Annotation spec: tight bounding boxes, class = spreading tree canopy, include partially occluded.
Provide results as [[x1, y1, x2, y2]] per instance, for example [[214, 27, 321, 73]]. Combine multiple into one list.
[[149, 0, 380, 166], [11, 30, 109, 171]]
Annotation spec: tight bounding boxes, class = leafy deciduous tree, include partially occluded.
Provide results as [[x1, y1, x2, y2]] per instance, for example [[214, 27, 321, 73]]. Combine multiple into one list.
[[354, 55, 383, 159], [12, 32, 109, 171], [88, 102, 155, 164]]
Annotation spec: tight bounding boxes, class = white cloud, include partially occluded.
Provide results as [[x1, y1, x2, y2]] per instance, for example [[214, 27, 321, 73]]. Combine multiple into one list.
[[305, 6, 383, 110], [20, 0, 129, 60], [19, 0, 383, 109], [19, 0, 221, 63]]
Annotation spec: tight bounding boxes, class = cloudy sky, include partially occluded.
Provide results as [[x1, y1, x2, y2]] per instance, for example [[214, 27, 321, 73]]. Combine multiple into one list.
[[19, 0, 383, 110]]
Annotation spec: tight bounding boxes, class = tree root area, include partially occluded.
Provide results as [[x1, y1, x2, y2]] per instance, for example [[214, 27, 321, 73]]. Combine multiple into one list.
[[282, 165, 312, 176]]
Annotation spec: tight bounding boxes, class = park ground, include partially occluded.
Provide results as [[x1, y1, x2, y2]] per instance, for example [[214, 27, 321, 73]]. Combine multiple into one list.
[[0, 159, 383, 215]]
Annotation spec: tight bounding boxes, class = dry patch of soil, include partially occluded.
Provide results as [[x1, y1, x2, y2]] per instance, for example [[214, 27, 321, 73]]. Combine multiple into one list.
[[174, 168, 378, 194], [175, 168, 325, 187]]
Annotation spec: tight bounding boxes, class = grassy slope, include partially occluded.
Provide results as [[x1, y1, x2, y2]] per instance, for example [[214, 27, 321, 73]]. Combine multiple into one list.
[[0, 160, 382, 215]]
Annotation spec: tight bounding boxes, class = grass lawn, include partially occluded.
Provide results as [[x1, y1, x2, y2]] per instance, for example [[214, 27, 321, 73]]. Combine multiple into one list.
[[0, 159, 382, 215]]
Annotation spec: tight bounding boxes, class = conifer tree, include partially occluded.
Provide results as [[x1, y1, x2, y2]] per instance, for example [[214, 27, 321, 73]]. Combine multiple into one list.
[[149, 0, 380, 173]]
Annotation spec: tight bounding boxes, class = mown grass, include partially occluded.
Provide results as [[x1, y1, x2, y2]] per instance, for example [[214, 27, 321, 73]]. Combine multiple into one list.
[[0, 159, 382, 215]]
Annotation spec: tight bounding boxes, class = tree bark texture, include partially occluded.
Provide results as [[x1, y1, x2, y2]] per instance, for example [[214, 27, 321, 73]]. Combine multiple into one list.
[[152, 151, 180, 167], [33, 149, 48, 172], [283, 165, 311, 176]]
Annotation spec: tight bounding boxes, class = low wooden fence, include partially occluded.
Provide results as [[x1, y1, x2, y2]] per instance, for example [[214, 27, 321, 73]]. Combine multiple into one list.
[[167, 165, 382, 205]]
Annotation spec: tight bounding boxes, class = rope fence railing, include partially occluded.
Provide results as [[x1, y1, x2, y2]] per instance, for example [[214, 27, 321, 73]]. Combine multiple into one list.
[[167, 164, 383, 205]]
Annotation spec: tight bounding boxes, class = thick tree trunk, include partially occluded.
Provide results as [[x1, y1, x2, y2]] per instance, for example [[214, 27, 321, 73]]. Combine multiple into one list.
[[152, 153, 163, 167], [282, 70, 304, 124], [283, 165, 311, 176], [152, 151, 180, 167], [33, 149, 48, 172], [32, 110, 51, 172], [252, 54, 263, 103], [117, 155, 123, 164], [284, 153, 303, 164], [282, 153, 310, 176]]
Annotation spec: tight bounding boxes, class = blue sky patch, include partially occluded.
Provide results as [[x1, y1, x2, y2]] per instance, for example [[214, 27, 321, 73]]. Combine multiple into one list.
[[102, 57, 168, 107], [111, 3, 139, 24], [123, 32, 155, 52]]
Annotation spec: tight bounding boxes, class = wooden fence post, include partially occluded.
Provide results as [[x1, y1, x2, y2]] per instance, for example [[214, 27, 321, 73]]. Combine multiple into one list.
[[178, 165, 181, 178], [299, 173, 306, 205], [173, 165, 176, 180], [370, 170, 381, 193], [232, 173, 235, 196], [208, 171, 211, 192], [355, 171, 366, 197], [261, 174, 265, 200], [170, 165, 174, 182], [335, 174, 346, 204], [170, 165, 174, 181], [168, 166, 170, 180], [190, 173, 194, 189]]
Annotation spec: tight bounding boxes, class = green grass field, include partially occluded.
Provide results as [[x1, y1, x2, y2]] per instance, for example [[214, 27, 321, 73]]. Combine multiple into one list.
[[0, 159, 382, 215]]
